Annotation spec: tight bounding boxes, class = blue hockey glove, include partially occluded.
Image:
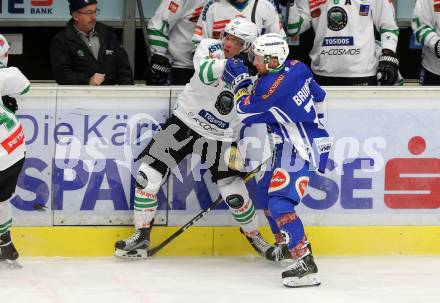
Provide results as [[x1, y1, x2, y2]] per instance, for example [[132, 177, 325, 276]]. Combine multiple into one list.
[[222, 57, 252, 92]]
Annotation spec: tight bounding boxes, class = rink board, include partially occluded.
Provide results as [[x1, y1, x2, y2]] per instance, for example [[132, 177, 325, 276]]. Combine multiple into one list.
[[10, 225, 440, 257], [7, 86, 440, 256]]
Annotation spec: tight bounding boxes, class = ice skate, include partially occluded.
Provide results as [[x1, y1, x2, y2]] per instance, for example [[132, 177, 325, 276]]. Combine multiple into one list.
[[114, 227, 151, 260], [265, 243, 292, 262], [0, 231, 22, 269], [282, 254, 320, 288], [240, 228, 277, 260]]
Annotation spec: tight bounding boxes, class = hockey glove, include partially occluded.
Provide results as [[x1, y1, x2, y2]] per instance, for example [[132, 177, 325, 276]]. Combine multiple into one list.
[[279, 0, 295, 6], [222, 57, 252, 93], [2, 95, 18, 113], [145, 54, 171, 85], [376, 49, 399, 85], [242, 52, 258, 76], [434, 39, 440, 58]]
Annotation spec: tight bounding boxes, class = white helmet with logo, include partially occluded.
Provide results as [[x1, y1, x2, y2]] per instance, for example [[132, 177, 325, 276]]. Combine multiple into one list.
[[250, 33, 289, 70], [0, 34, 10, 68], [222, 18, 258, 52]]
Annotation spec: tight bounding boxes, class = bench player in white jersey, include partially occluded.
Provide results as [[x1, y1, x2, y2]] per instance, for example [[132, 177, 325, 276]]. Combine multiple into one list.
[[192, 0, 286, 47], [115, 18, 277, 260], [287, 0, 400, 85], [0, 34, 31, 267], [412, 0, 440, 85], [146, 0, 206, 85]]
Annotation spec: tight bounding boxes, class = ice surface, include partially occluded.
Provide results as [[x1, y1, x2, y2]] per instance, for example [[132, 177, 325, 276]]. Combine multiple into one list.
[[1, 256, 439, 303]]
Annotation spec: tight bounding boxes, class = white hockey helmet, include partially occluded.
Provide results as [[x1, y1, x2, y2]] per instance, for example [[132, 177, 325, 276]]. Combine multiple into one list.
[[0, 34, 10, 68], [222, 18, 258, 52], [250, 33, 289, 70]]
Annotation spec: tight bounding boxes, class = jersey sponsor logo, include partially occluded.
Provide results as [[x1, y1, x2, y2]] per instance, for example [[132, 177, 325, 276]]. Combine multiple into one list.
[[199, 109, 229, 129], [359, 4, 369, 16], [262, 74, 285, 100], [327, 6, 348, 31], [208, 43, 222, 54], [322, 36, 354, 46], [309, 0, 327, 10], [315, 137, 332, 154], [168, 1, 179, 13], [268, 168, 290, 193], [295, 176, 309, 198], [311, 8, 321, 18], [435, 3, 440, 12], [201, 0, 213, 21], [1, 124, 25, 154], [213, 19, 230, 30], [320, 48, 360, 56], [191, 116, 217, 132], [189, 6, 203, 23]]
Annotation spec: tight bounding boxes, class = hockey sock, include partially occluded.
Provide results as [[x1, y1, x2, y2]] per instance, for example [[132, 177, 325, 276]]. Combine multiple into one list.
[[0, 200, 12, 236], [269, 196, 310, 259], [217, 176, 258, 235], [263, 209, 283, 243], [133, 163, 163, 229]]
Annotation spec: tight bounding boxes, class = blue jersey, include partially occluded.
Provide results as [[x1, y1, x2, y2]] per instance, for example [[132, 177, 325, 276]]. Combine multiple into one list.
[[236, 60, 331, 173]]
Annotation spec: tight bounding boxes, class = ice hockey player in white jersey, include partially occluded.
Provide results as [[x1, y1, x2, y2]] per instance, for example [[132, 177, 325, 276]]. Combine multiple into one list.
[[0, 34, 31, 268], [115, 18, 278, 260], [412, 0, 440, 85], [287, 0, 400, 85], [146, 0, 206, 85], [192, 0, 286, 47]]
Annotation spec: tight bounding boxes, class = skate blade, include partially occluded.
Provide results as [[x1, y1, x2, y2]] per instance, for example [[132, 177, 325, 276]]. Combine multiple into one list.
[[114, 248, 148, 260], [0, 259, 23, 269], [282, 273, 321, 288]]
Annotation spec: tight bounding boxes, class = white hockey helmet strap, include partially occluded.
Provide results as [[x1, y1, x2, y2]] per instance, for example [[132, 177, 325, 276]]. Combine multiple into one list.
[[0, 34, 10, 68], [251, 33, 289, 71], [222, 18, 259, 53]]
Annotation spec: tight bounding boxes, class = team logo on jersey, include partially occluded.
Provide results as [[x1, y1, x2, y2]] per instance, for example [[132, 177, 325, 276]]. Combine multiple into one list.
[[295, 176, 309, 198], [359, 4, 369, 16], [1, 125, 25, 154], [268, 168, 290, 193], [327, 6, 348, 31], [168, 1, 179, 13]]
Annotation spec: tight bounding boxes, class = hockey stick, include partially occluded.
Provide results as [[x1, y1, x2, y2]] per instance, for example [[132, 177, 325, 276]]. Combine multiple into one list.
[[147, 158, 271, 257], [136, 0, 151, 63]]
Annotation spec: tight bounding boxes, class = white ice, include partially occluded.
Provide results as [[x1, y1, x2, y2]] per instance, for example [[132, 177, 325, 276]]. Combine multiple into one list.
[[1, 256, 439, 303]]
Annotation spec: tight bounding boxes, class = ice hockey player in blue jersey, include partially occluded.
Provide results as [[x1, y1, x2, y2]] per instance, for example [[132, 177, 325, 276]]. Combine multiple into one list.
[[222, 33, 332, 287]]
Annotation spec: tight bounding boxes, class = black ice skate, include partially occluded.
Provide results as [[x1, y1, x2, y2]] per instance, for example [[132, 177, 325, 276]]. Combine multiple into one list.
[[265, 243, 292, 262], [114, 227, 151, 260], [0, 231, 22, 269], [281, 254, 320, 288], [240, 228, 276, 260]]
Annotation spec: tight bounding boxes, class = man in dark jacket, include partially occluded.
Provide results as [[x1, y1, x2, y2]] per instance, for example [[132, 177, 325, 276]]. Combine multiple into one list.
[[51, 0, 134, 85]]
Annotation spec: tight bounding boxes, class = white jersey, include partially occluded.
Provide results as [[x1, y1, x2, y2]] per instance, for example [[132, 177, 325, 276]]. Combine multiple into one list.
[[412, 0, 440, 75], [0, 67, 30, 171], [173, 39, 241, 141], [148, 0, 206, 69], [287, 0, 399, 78], [192, 0, 285, 46]]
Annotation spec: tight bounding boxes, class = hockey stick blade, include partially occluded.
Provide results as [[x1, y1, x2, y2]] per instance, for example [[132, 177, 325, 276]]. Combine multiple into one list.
[[147, 159, 270, 257]]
